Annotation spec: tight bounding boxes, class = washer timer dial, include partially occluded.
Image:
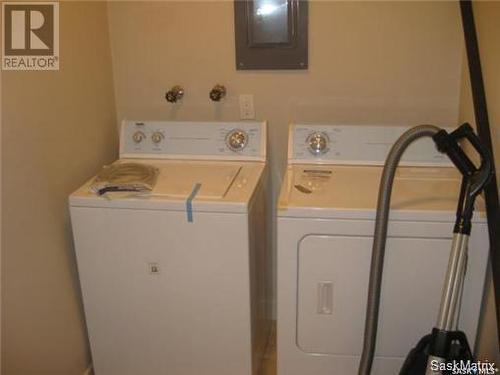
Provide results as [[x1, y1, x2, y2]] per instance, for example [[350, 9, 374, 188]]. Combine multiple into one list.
[[226, 129, 249, 152], [307, 132, 330, 156]]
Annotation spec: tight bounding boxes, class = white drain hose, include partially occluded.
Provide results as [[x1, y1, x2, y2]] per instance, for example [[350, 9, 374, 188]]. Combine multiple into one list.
[[358, 125, 441, 375]]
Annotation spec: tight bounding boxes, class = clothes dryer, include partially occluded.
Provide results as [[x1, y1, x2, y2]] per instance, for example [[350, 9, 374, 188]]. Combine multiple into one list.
[[277, 124, 488, 375]]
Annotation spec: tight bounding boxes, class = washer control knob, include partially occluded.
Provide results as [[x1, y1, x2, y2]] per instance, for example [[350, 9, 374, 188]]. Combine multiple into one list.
[[307, 132, 330, 155], [226, 129, 248, 152], [132, 131, 146, 144], [151, 131, 164, 144]]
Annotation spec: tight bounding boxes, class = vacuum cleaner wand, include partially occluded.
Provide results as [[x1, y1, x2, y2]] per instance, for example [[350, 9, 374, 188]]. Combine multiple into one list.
[[421, 124, 492, 375], [357, 123, 492, 375]]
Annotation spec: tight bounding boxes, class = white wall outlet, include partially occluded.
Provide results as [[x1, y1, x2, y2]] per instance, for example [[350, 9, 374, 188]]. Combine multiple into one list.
[[239, 94, 255, 120]]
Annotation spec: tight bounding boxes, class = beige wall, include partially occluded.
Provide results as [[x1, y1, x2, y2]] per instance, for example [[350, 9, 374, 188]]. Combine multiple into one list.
[[107, 0, 464, 316], [108, 1, 463, 184], [2, 1, 496, 372], [458, 1, 500, 362], [1, 2, 117, 374]]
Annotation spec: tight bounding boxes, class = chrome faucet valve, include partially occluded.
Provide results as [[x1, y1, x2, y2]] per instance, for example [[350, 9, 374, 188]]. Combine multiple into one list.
[[209, 84, 226, 102], [165, 85, 184, 103]]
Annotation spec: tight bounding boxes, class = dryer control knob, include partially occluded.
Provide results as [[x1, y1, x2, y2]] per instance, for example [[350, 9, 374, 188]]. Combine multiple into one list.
[[151, 131, 165, 144], [226, 129, 248, 152], [132, 131, 146, 144], [307, 132, 330, 155]]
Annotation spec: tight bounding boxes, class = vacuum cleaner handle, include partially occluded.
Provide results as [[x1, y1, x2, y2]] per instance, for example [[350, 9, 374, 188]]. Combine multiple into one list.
[[433, 123, 492, 197]]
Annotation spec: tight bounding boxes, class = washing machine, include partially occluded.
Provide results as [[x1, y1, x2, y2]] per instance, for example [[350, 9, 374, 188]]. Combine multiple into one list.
[[70, 120, 271, 375], [277, 124, 489, 375]]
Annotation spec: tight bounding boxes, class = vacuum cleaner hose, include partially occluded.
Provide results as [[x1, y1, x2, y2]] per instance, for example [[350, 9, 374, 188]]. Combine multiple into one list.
[[358, 125, 441, 375]]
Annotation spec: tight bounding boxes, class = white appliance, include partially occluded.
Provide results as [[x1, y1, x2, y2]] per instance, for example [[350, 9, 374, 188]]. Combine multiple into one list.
[[277, 124, 489, 375], [70, 120, 271, 375]]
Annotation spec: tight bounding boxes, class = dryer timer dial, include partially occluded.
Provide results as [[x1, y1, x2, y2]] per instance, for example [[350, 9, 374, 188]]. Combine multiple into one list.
[[307, 132, 330, 155]]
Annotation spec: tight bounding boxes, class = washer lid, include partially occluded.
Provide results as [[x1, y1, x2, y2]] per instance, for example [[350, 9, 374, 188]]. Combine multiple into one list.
[[152, 163, 240, 199], [69, 159, 265, 213]]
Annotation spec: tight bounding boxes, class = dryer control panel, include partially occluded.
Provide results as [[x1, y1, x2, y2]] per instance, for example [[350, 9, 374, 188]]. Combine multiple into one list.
[[289, 124, 453, 166], [120, 121, 266, 161]]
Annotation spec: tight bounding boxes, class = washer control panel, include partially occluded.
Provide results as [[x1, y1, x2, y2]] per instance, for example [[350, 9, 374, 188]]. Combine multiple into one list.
[[290, 124, 453, 166], [120, 121, 266, 160]]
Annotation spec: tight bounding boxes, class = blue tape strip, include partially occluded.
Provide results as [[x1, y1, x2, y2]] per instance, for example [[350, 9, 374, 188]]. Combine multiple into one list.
[[186, 183, 202, 223]]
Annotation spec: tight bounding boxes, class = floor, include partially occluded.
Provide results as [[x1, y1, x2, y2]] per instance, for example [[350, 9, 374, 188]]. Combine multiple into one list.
[[262, 324, 277, 375], [87, 325, 278, 375]]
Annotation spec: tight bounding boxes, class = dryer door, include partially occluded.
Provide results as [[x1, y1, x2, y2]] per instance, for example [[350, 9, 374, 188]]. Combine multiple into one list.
[[297, 234, 452, 358]]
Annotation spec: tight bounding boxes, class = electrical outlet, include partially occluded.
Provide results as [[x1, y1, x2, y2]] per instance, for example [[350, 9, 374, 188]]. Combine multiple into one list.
[[239, 94, 255, 119]]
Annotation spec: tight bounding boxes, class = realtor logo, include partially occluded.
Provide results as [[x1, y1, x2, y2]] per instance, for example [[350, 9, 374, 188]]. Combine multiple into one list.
[[2, 2, 59, 70]]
